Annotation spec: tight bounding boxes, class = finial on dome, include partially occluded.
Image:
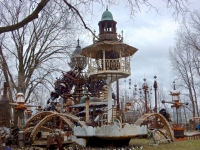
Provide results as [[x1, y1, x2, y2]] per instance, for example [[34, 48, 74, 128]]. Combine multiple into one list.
[[106, 5, 108, 11]]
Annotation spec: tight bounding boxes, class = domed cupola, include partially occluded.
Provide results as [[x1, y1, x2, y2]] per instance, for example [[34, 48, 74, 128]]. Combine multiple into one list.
[[98, 7, 117, 41], [70, 39, 82, 58], [68, 39, 87, 70], [101, 8, 113, 21]]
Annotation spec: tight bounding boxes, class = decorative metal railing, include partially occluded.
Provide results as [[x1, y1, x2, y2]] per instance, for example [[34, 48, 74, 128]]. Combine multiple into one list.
[[88, 58, 130, 75]]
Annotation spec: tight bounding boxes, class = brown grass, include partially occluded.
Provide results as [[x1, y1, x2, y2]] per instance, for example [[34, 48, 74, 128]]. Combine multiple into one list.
[[130, 138, 200, 150]]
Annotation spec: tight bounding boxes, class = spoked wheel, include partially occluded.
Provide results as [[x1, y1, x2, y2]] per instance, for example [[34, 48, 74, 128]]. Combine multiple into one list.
[[135, 113, 174, 143], [148, 129, 171, 145]]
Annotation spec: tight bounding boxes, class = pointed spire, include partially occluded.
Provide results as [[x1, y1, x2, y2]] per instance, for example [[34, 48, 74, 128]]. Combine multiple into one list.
[[77, 39, 80, 46]]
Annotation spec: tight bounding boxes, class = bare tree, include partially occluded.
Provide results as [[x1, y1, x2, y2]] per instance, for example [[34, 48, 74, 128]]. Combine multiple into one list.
[[0, 0, 80, 103], [169, 10, 200, 117], [169, 38, 200, 117], [0, 0, 190, 34], [177, 10, 200, 53]]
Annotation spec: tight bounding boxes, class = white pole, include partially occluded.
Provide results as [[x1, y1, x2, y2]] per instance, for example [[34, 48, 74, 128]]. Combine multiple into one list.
[[107, 76, 112, 123]]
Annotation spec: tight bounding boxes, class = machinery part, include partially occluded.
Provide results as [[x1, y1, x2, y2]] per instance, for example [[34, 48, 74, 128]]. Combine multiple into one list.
[[24, 111, 54, 129], [159, 109, 171, 122], [148, 129, 171, 145], [134, 113, 174, 142], [113, 118, 122, 129], [98, 113, 108, 126], [85, 77, 106, 97], [46, 134, 63, 150], [54, 70, 106, 103], [54, 70, 77, 96], [30, 113, 85, 142], [8, 128, 19, 146], [24, 126, 53, 134]]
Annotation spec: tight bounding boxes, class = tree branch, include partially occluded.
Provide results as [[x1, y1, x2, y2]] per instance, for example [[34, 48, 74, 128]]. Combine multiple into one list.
[[0, 0, 49, 34]]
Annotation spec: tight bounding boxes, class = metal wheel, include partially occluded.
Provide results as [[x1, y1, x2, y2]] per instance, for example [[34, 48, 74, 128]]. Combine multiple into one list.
[[135, 113, 174, 142]]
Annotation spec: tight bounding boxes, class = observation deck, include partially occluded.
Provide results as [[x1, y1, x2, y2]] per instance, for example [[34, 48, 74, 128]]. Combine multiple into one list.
[[88, 58, 131, 80]]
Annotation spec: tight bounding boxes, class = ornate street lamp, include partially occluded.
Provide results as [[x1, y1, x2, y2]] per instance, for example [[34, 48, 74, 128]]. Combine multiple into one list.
[[14, 88, 27, 129], [162, 81, 188, 138]]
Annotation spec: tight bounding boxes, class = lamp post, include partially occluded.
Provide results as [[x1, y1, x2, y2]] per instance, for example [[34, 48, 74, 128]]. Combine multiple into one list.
[[14, 88, 27, 129], [153, 76, 158, 113], [142, 78, 148, 113], [162, 81, 188, 138]]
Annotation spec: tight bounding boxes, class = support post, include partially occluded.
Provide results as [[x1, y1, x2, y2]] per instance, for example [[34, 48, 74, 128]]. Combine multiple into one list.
[[117, 79, 120, 111], [85, 96, 90, 123], [103, 50, 105, 71], [107, 76, 112, 123], [153, 76, 158, 113]]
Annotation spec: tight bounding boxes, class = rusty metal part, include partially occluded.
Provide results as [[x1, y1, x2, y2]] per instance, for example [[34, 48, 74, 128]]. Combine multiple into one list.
[[134, 113, 174, 142], [24, 111, 54, 129], [149, 129, 171, 145], [30, 113, 85, 142], [46, 134, 63, 150], [24, 126, 53, 133]]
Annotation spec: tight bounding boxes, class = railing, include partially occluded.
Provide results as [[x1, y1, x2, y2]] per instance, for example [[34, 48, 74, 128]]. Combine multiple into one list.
[[88, 58, 130, 75]]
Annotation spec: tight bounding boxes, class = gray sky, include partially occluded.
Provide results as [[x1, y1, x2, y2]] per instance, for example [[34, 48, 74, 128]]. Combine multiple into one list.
[[80, 0, 200, 100]]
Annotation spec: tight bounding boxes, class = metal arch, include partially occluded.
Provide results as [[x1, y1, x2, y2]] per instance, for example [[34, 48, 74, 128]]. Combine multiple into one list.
[[24, 126, 53, 133], [24, 111, 55, 129], [30, 113, 73, 142], [59, 113, 86, 126], [30, 113, 85, 142], [59, 115, 74, 129], [134, 113, 174, 142]]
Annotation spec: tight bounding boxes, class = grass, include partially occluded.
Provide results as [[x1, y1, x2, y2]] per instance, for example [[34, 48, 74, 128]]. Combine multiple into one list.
[[130, 138, 200, 150]]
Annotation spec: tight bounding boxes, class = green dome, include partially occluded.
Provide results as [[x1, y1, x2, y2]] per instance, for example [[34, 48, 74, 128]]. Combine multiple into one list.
[[101, 8, 113, 21]]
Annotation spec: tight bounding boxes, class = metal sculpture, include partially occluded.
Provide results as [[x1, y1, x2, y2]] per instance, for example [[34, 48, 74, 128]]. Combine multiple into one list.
[[162, 81, 188, 138], [46, 133, 63, 150], [134, 113, 174, 142], [6, 8, 176, 149]]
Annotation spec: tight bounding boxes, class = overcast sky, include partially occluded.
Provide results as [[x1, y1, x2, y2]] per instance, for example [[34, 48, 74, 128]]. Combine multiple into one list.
[[79, 0, 200, 101]]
